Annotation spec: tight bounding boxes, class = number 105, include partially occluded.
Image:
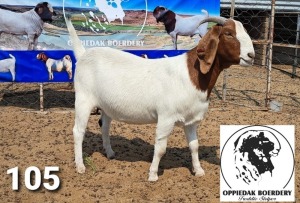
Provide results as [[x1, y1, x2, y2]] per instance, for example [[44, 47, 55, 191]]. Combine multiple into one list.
[[7, 166, 60, 191]]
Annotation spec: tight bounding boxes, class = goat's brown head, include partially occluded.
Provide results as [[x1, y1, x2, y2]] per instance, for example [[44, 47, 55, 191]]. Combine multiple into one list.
[[36, 52, 48, 62], [196, 17, 255, 74]]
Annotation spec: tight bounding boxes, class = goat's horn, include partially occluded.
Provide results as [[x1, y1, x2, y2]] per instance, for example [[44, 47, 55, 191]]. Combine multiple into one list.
[[199, 17, 228, 26]]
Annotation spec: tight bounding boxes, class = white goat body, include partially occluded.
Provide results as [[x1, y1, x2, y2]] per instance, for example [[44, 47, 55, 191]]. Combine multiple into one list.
[[73, 47, 209, 182], [0, 54, 16, 81], [0, 2, 55, 50], [75, 48, 209, 125], [173, 10, 209, 37], [0, 9, 43, 36]]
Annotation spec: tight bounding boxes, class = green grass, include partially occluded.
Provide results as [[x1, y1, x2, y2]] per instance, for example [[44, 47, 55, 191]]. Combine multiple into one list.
[[83, 152, 97, 175]]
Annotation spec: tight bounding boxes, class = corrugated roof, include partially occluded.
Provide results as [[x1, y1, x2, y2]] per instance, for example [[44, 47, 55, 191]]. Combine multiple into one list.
[[220, 0, 300, 12]]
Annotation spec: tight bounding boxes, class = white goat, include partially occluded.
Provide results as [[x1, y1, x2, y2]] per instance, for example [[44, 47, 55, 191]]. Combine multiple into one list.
[[0, 2, 56, 50], [65, 15, 255, 181], [153, 6, 209, 50], [0, 54, 16, 81]]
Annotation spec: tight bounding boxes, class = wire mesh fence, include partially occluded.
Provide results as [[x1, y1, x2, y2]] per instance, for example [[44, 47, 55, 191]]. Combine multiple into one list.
[[219, 0, 300, 113], [0, 0, 299, 113], [0, 83, 74, 111]]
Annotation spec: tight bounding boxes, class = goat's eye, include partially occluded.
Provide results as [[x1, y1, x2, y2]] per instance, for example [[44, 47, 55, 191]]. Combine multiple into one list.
[[224, 32, 231, 36], [224, 32, 234, 38]]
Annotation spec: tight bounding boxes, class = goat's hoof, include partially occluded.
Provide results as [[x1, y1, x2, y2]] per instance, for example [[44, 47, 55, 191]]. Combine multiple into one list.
[[194, 168, 205, 177], [148, 173, 158, 182], [76, 164, 86, 174], [106, 150, 115, 159]]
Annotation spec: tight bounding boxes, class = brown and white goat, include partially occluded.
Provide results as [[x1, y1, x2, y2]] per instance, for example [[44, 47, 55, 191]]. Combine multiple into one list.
[[64, 15, 255, 181], [153, 6, 209, 50], [37, 52, 73, 80]]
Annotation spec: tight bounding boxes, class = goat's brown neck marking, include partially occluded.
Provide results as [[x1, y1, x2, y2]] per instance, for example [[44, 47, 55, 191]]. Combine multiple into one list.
[[159, 10, 176, 34], [187, 47, 224, 99], [187, 20, 239, 99]]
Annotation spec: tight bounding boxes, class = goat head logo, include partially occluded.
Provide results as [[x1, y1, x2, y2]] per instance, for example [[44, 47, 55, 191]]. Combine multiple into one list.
[[220, 125, 294, 190], [233, 130, 281, 185]]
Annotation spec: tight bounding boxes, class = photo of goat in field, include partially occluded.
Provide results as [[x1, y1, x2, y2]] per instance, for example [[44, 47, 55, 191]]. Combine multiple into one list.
[[0, 54, 16, 81], [36, 52, 73, 80], [153, 6, 209, 50], [0, 2, 56, 50]]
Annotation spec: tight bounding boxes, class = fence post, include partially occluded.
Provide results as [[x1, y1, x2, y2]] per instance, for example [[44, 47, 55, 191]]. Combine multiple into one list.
[[265, 0, 276, 108], [292, 14, 300, 78], [39, 83, 44, 112], [222, 0, 235, 101]]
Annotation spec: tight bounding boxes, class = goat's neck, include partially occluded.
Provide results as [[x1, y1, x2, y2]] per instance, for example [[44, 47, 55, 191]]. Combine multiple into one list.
[[187, 48, 225, 99]]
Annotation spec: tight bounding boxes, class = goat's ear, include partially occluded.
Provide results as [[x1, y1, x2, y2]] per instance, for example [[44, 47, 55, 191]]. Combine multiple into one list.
[[36, 7, 43, 15], [196, 26, 222, 74]]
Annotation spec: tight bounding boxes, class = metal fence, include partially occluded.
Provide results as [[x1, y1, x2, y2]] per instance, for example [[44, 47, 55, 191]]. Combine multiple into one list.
[[0, 83, 74, 111], [220, 0, 300, 111], [0, 0, 299, 113]]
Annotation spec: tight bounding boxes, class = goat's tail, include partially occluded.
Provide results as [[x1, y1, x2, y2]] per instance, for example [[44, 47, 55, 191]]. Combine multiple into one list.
[[9, 54, 15, 61], [63, 11, 85, 60], [201, 9, 209, 17]]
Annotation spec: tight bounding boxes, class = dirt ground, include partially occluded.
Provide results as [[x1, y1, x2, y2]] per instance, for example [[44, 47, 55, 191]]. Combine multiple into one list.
[[0, 66, 299, 202]]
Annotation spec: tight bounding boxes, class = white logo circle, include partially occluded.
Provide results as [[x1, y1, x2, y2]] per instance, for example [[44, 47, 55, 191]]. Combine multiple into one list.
[[221, 125, 294, 190]]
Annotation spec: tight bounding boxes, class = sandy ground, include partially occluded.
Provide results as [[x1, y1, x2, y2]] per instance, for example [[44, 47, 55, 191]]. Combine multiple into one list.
[[0, 65, 299, 202]]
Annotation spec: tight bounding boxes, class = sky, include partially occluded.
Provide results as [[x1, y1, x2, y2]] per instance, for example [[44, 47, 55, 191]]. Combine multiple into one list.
[[0, 0, 220, 16]]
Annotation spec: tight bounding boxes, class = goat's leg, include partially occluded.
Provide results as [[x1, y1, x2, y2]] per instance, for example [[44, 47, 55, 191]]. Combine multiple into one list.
[[33, 34, 39, 50], [50, 72, 54, 80], [148, 120, 174, 181], [100, 112, 115, 159], [184, 124, 205, 176], [10, 69, 15, 81], [48, 71, 52, 80], [27, 34, 39, 50], [171, 33, 178, 50], [27, 34, 35, 50], [68, 70, 72, 79], [73, 95, 94, 173]]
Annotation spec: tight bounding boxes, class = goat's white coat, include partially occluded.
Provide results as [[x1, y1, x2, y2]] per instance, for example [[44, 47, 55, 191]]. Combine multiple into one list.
[[75, 48, 209, 125], [44, 55, 72, 80], [65, 15, 255, 181], [73, 47, 209, 181], [172, 10, 208, 37], [0, 54, 16, 81], [0, 3, 54, 50], [168, 9, 208, 49], [235, 21, 255, 66], [0, 9, 43, 34], [0, 9, 43, 50]]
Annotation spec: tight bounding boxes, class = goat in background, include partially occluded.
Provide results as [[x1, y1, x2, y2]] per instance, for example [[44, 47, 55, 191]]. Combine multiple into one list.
[[36, 52, 73, 80], [0, 54, 16, 81], [0, 2, 56, 50], [153, 6, 209, 50]]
